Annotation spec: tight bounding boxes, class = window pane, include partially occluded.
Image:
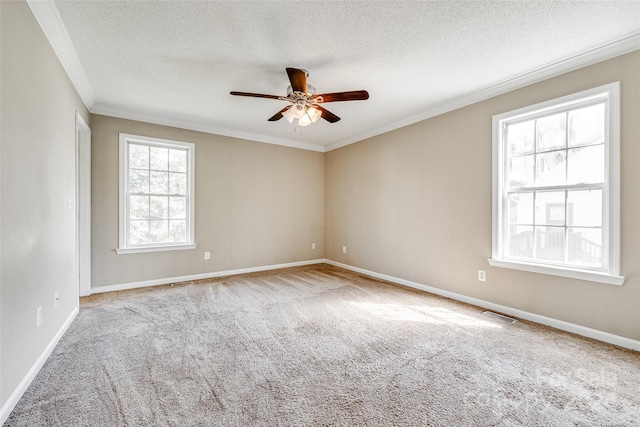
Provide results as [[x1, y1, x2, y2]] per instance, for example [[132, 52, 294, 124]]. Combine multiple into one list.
[[150, 171, 169, 194], [567, 190, 602, 227], [129, 169, 149, 193], [508, 192, 533, 225], [169, 172, 187, 195], [568, 227, 603, 268], [535, 226, 565, 262], [507, 120, 535, 156], [150, 196, 168, 219], [130, 220, 149, 245], [508, 225, 533, 258], [169, 196, 186, 219], [569, 103, 605, 147], [129, 144, 149, 169], [536, 113, 567, 152], [150, 220, 169, 243], [537, 112, 566, 152], [508, 155, 534, 187], [567, 145, 604, 185], [535, 150, 566, 187], [150, 147, 169, 171], [130, 196, 149, 220], [169, 220, 187, 242], [169, 149, 187, 172], [535, 191, 565, 226]]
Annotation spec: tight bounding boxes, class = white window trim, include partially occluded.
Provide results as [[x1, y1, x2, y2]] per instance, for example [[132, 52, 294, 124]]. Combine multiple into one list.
[[489, 82, 623, 285], [116, 133, 196, 255]]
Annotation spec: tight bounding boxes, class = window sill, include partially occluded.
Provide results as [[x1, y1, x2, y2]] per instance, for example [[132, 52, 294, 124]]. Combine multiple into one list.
[[116, 244, 197, 255], [487, 258, 624, 286]]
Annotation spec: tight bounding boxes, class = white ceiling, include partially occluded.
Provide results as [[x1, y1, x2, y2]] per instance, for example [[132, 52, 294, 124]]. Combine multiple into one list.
[[40, 1, 640, 151]]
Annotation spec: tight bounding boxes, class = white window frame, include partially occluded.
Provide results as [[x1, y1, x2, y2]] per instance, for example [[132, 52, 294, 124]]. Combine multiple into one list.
[[489, 82, 623, 285], [116, 133, 196, 254]]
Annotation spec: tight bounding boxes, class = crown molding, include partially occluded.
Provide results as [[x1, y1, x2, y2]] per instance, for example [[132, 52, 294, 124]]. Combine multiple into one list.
[[326, 31, 640, 152], [91, 105, 326, 152], [26, 0, 96, 109]]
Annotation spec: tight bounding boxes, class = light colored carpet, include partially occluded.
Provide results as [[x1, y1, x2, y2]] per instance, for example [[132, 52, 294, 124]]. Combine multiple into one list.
[[5, 264, 640, 426]]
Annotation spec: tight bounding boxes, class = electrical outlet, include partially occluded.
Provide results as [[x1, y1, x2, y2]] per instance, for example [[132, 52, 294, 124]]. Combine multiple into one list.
[[478, 270, 486, 282], [311, 243, 316, 250], [54, 291, 59, 307], [342, 245, 347, 254], [37, 306, 43, 328], [204, 251, 211, 260]]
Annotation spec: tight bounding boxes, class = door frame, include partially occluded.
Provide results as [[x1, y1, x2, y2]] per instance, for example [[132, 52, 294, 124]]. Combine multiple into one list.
[[76, 112, 91, 297]]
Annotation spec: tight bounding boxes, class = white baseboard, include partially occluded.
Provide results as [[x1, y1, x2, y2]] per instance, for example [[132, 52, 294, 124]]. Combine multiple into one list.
[[90, 259, 326, 295], [0, 306, 79, 425], [324, 259, 640, 351]]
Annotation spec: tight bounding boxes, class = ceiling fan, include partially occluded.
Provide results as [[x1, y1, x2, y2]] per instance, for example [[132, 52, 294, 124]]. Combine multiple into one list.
[[230, 67, 369, 126]]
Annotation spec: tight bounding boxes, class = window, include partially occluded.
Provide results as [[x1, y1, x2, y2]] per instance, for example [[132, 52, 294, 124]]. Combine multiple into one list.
[[490, 83, 623, 285], [117, 134, 196, 254]]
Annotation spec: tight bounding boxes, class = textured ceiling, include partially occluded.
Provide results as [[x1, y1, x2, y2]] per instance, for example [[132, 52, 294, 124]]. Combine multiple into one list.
[[53, 1, 640, 150]]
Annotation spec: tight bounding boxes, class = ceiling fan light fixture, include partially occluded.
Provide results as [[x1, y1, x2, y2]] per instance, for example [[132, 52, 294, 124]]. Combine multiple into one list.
[[308, 106, 322, 123], [299, 106, 322, 127], [293, 104, 306, 119], [299, 113, 313, 127], [282, 107, 297, 123]]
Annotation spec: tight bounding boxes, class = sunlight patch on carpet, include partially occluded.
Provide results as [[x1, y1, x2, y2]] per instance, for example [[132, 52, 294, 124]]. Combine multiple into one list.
[[351, 302, 502, 328]]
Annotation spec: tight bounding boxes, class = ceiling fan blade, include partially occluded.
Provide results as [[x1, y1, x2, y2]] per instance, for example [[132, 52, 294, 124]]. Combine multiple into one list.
[[268, 106, 291, 121], [286, 68, 307, 93], [314, 90, 369, 103], [230, 91, 281, 100], [316, 105, 341, 123]]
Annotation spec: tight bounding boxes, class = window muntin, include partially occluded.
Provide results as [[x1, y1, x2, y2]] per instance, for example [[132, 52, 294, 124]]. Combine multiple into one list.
[[118, 134, 195, 254], [492, 83, 621, 283]]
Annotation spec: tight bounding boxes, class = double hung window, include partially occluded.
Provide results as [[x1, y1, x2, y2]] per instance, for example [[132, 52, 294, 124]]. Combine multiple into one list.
[[117, 134, 196, 254], [490, 83, 622, 285]]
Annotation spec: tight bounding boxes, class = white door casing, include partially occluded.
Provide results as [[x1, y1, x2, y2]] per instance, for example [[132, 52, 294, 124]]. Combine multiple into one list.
[[76, 112, 91, 297]]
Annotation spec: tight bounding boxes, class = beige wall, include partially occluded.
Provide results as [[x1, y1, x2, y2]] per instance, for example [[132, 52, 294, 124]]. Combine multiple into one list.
[[325, 51, 640, 341], [90, 115, 325, 288], [1, 0, 90, 409]]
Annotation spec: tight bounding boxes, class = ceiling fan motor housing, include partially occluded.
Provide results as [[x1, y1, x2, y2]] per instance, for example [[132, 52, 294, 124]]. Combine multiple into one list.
[[287, 84, 317, 99]]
